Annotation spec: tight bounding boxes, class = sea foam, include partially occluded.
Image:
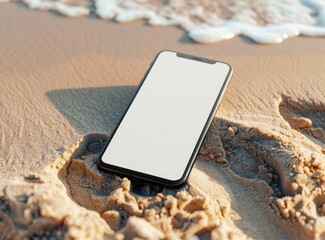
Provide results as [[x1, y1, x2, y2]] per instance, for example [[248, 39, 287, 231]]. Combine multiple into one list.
[[22, 0, 90, 17], [4, 0, 325, 44]]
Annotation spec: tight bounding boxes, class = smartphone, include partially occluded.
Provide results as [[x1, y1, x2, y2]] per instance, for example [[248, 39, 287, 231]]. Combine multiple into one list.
[[98, 50, 233, 187]]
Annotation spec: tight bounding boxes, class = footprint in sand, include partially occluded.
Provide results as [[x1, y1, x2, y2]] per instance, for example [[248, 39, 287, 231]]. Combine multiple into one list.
[[275, 95, 325, 238], [199, 120, 284, 197], [199, 113, 325, 239]]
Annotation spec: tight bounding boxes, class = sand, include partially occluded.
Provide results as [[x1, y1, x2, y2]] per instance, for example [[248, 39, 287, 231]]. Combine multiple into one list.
[[1, 2, 325, 239]]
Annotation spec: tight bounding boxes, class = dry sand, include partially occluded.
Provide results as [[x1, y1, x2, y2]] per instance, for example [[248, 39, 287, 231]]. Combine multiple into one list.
[[1, 2, 325, 239]]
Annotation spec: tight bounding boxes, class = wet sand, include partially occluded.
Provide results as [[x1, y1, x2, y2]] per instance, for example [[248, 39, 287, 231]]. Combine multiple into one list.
[[1, 3, 325, 239]]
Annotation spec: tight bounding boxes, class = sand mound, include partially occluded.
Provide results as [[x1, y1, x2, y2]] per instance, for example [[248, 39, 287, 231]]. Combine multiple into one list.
[[56, 134, 247, 239], [0, 184, 111, 239]]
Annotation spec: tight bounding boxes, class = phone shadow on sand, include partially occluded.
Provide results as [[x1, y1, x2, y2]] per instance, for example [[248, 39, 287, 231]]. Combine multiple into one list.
[[46, 86, 137, 135]]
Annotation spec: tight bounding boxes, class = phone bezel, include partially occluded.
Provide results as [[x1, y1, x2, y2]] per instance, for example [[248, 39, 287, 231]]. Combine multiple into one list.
[[97, 50, 233, 187]]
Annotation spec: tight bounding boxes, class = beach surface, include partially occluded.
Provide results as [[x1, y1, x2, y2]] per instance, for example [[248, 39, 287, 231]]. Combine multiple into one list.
[[1, 3, 325, 239]]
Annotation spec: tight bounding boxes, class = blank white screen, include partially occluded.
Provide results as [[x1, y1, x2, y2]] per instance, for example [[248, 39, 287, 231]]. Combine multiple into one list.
[[102, 51, 230, 181]]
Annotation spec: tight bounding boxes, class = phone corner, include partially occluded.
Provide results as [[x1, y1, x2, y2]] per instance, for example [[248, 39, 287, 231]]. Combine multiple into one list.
[[165, 174, 189, 188], [220, 61, 233, 73], [156, 49, 177, 57], [96, 155, 105, 169]]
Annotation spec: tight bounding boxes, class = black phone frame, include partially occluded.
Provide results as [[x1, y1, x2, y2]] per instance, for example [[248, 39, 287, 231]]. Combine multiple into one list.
[[97, 50, 233, 187]]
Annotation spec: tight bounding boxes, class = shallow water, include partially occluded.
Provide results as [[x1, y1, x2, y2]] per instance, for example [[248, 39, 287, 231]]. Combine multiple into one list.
[[4, 0, 325, 44]]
